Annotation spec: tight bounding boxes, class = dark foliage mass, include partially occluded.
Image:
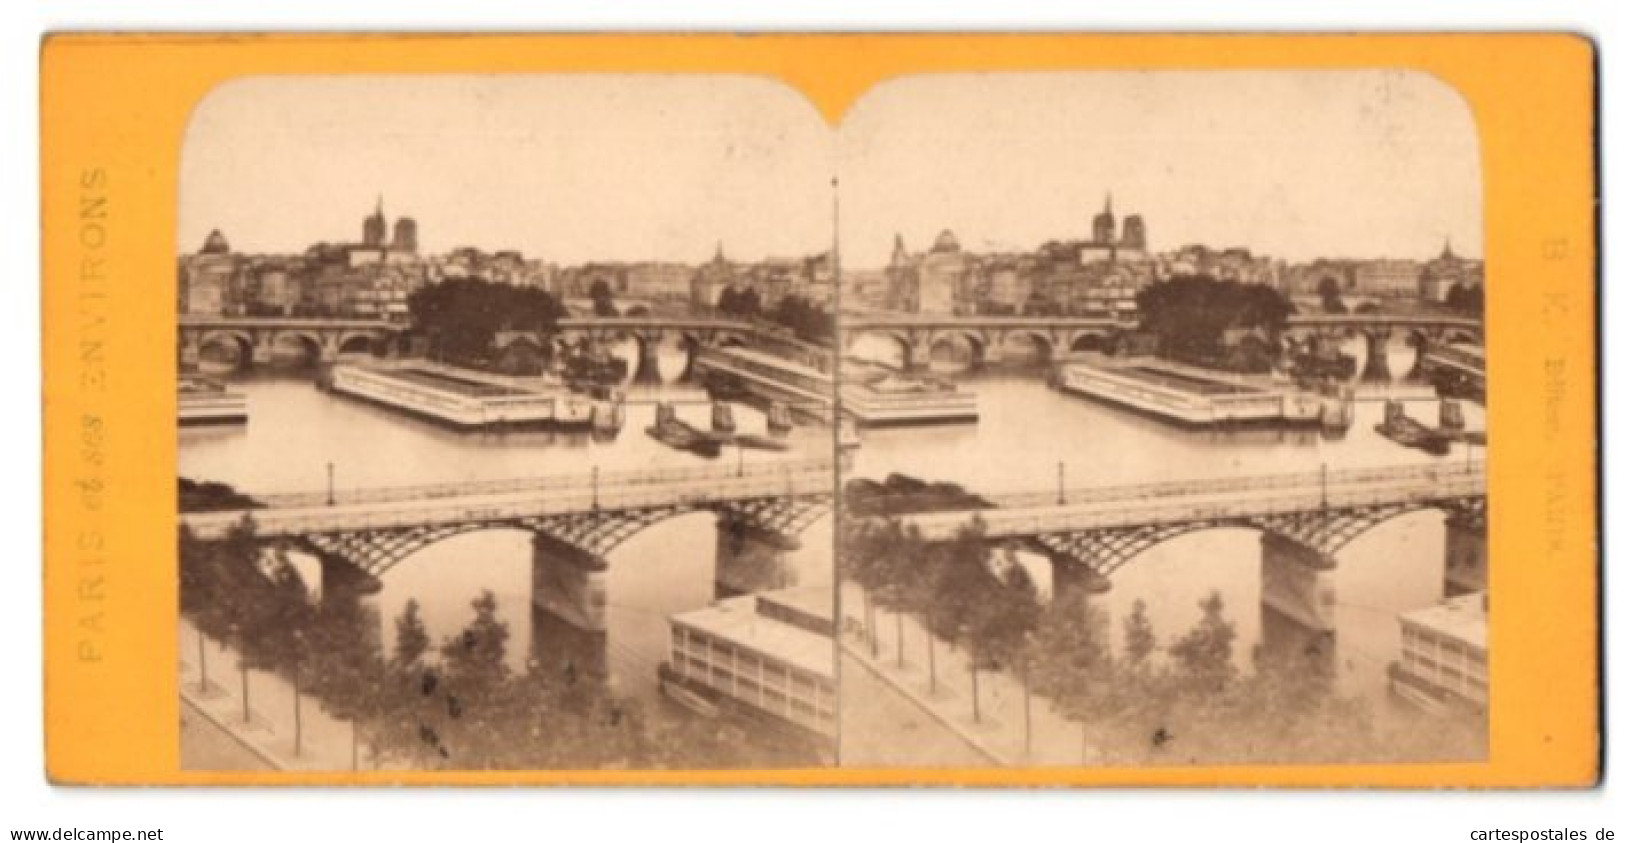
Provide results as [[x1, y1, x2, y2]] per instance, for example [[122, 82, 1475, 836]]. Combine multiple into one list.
[[840, 511, 1486, 766], [179, 478, 262, 513], [179, 519, 812, 770], [407, 278, 568, 364], [1444, 282, 1485, 316], [716, 288, 833, 345], [844, 474, 994, 517], [1135, 274, 1294, 369]]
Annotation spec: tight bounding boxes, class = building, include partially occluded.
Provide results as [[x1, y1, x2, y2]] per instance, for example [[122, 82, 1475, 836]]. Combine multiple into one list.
[[1158, 244, 1281, 286], [1391, 592, 1488, 714], [1419, 239, 1486, 303], [179, 229, 242, 315], [1353, 258, 1423, 299], [660, 586, 836, 740]]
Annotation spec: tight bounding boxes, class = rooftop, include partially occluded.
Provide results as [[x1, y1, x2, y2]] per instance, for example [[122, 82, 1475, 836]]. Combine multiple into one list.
[[1400, 592, 1487, 650], [672, 590, 835, 680]]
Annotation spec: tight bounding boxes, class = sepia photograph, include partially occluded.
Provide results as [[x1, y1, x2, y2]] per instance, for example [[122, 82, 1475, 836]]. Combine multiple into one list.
[[833, 71, 1488, 767], [166, 67, 1502, 774], [173, 76, 841, 771]]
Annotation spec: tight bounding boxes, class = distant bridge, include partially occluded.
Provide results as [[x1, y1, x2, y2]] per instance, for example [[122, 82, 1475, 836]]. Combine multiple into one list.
[[841, 311, 1482, 380], [178, 314, 768, 373]]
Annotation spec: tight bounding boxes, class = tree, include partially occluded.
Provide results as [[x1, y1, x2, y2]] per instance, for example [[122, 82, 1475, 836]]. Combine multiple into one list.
[[1027, 587, 1114, 762], [407, 277, 566, 364], [1122, 599, 1157, 669], [1317, 275, 1348, 314], [1167, 591, 1238, 694], [307, 588, 386, 770], [392, 599, 431, 670], [589, 279, 620, 318], [259, 551, 316, 756], [1135, 275, 1295, 367]]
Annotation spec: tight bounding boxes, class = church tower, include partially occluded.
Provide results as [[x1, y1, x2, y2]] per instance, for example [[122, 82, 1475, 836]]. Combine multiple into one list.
[[363, 196, 387, 247], [1121, 214, 1147, 250], [392, 216, 418, 253], [1092, 193, 1116, 245]]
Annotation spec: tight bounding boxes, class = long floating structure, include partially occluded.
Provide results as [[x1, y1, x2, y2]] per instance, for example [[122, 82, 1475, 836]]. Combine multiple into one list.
[[179, 376, 248, 426], [329, 360, 593, 429], [841, 359, 978, 427], [691, 344, 979, 428], [1052, 357, 1329, 427]]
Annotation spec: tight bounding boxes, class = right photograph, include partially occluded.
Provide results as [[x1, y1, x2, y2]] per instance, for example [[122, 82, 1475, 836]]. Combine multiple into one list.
[[833, 71, 1488, 767]]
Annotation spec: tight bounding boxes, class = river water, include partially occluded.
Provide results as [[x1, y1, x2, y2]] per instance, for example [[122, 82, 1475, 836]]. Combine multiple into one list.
[[181, 336, 833, 765], [183, 331, 1484, 765], [845, 335, 1487, 730]]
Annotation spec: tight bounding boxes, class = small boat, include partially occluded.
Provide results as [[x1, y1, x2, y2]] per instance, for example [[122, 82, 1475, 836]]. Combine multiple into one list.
[[767, 401, 794, 436], [703, 372, 751, 402], [712, 402, 737, 434], [1375, 400, 1451, 456], [733, 433, 790, 452], [837, 416, 861, 451], [646, 402, 722, 458]]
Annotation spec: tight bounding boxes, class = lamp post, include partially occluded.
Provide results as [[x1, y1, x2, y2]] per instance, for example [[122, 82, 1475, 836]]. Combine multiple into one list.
[[1022, 633, 1035, 758], [1058, 461, 1067, 506], [326, 462, 335, 507], [591, 465, 600, 512]]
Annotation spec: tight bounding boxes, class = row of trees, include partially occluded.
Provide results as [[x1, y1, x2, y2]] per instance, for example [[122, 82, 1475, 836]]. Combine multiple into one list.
[[179, 518, 807, 769], [839, 515, 1486, 765]]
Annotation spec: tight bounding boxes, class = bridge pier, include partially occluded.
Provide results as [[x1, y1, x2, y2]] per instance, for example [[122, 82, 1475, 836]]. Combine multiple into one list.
[[1047, 554, 1113, 602], [714, 513, 800, 598], [317, 554, 384, 652], [635, 331, 663, 383], [1444, 512, 1488, 596], [1361, 329, 1393, 383], [531, 533, 609, 633], [1259, 532, 1338, 633], [1259, 533, 1339, 673], [1404, 334, 1433, 383]]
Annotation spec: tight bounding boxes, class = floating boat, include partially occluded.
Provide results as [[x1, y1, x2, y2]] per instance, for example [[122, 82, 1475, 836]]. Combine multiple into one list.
[[712, 402, 737, 434], [179, 376, 248, 426], [767, 401, 795, 436], [733, 433, 791, 452], [1375, 400, 1452, 456], [646, 402, 722, 458], [837, 416, 861, 451]]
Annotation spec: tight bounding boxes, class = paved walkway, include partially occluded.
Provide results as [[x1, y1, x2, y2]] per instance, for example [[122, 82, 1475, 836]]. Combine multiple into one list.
[[839, 584, 1108, 767], [178, 619, 363, 772]]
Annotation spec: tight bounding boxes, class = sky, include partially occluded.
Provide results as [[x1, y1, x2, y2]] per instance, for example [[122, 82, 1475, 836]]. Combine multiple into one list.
[[180, 75, 836, 265], [837, 70, 1481, 267], [181, 70, 1480, 268]]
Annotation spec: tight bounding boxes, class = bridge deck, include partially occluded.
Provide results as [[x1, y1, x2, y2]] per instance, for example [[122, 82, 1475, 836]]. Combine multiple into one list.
[[895, 463, 1484, 540], [181, 460, 834, 540]]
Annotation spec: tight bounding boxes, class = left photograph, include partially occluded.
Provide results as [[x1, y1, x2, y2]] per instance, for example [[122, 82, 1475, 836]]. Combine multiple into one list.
[[174, 76, 839, 771]]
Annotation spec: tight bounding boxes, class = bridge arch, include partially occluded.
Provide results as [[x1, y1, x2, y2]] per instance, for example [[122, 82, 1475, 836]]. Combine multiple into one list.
[[925, 329, 986, 369], [1040, 499, 1474, 580], [337, 331, 384, 357], [1066, 330, 1113, 355], [1000, 329, 1055, 364], [269, 329, 328, 367], [196, 329, 255, 370]]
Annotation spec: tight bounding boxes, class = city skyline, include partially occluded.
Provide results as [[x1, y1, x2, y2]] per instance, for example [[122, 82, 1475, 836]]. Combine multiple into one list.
[[183, 71, 1480, 270]]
